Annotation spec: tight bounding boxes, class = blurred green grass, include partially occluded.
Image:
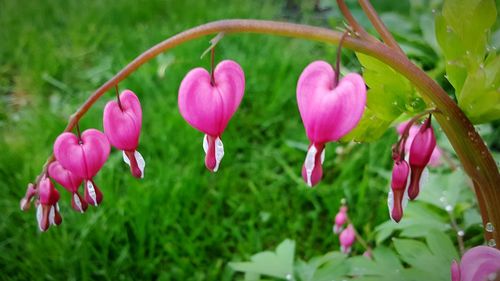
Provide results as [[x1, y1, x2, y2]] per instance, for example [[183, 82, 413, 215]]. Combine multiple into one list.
[[0, 0, 395, 280]]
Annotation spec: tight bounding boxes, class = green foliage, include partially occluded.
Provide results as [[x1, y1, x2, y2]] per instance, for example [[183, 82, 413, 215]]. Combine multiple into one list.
[[342, 53, 425, 142], [435, 0, 499, 123]]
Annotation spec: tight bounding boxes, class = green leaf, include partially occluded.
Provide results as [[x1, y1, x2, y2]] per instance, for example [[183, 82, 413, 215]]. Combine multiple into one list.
[[295, 252, 348, 281], [393, 239, 451, 280], [229, 239, 295, 280], [426, 229, 459, 262], [346, 53, 426, 142], [435, 0, 499, 123]]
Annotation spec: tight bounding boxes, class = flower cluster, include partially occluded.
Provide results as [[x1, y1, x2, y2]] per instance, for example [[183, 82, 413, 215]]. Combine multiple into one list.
[[332, 204, 356, 254], [451, 246, 500, 281], [20, 90, 144, 231], [388, 115, 438, 223]]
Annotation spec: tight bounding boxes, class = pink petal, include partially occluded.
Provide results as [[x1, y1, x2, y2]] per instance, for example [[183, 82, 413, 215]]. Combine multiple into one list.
[[178, 60, 245, 136], [460, 246, 500, 281], [48, 161, 83, 193], [54, 129, 110, 179], [297, 61, 366, 143], [103, 90, 142, 151]]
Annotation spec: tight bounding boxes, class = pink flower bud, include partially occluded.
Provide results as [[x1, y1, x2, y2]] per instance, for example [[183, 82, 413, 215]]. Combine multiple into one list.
[[451, 260, 460, 281], [339, 224, 356, 254], [54, 129, 110, 207], [408, 117, 436, 200], [297, 61, 366, 187], [20, 183, 37, 211], [178, 60, 245, 172], [333, 206, 348, 234], [37, 176, 62, 232], [48, 161, 87, 213], [103, 90, 145, 178], [388, 160, 410, 223]]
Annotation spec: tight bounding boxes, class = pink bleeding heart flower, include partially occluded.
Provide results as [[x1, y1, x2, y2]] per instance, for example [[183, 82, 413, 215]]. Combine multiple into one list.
[[103, 90, 145, 178], [451, 246, 500, 281], [333, 206, 348, 234], [54, 129, 110, 207], [48, 160, 87, 213], [178, 60, 245, 172], [297, 61, 366, 187], [20, 183, 37, 211], [387, 160, 410, 223], [37, 176, 62, 232], [407, 117, 436, 200], [339, 224, 356, 254], [396, 121, 442, 167]]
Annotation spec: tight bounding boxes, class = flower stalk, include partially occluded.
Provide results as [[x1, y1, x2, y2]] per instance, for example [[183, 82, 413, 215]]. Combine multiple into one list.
[[28, 15, 499, 245]]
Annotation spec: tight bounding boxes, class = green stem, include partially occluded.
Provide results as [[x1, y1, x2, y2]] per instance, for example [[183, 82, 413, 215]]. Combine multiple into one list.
[[32, 19, 499, 247]]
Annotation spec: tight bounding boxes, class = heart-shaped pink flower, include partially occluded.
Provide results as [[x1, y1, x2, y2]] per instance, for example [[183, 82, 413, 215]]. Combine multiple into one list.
[[103, 90, 145, 178], [297, 61, 366, 186], [54, 129, 110, 206], [48, 161, 87, 213], [178, 60, 245, 172]]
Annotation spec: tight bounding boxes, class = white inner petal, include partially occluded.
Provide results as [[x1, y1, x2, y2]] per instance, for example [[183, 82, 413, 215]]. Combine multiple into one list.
[[86, 181, 98, 206], [304, 145, 317, 187], [122, 151, 130, 165], [73, 193, 83, 213], [387, 189, 395, 222], [36, 204, 43, 231], [321, 148, 325, 164], [135, 150, 146, 178], [203, 134, 209, 154], [213, 137, 224, 172], [48, 205, 55, 225]]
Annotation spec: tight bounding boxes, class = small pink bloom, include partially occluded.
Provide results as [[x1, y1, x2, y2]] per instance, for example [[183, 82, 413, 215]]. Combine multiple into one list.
[[451, 246, 500, 281], [408, 117, 436, 200], [339, 224, 356, 254], [37, 176, 62, 232], [48, 161, 87, 213], [54, 129, 110, 207], [20, 183, 37, 211], [333, 206, 348, 234], [388, 160, 410, 223], [103, 90, 145, 179], [178, 60, 245, 172], [396, 121, 442, 167], [297, 61, 366, 186]]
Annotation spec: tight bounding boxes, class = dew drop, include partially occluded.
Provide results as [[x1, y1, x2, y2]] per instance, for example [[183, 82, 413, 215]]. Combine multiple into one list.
[[480, 63, 484, 69], [488, 272, 498, 281], [466, 50, 471, 55], [446, 116, 450, 121], [285, 273, 293, 281], [487, 239, 496, 247], [486, 222, 495, 233], [457, 230, 464, 237], [439, 197, 446, 203], [445, 205, 453, 212], [476, 166, 481, 171]]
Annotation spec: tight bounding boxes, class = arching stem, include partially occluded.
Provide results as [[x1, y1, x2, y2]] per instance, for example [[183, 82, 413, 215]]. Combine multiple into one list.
[[29, 19, 499, 247]]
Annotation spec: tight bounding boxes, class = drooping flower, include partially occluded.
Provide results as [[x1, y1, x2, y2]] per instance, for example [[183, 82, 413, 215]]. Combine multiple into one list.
[[396, 121, 441, 167], [178, 60, 245, 172], [53, 129, 110, 206], [103, 90, 145, 178], [48, 160, 87, 213], [450, 246, 500, 281], [333, 205, 348, 234], [339, 224, 356, 254], [407, 117, 436, 200], [37, 176, 62, 232], [387, 160, 410, 223], [20, 183, 37, 211], [297, 61, 366, 187]]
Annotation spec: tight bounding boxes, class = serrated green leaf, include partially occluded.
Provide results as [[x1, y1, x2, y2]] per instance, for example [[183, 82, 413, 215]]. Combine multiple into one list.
[[229, 239, 295, 280]]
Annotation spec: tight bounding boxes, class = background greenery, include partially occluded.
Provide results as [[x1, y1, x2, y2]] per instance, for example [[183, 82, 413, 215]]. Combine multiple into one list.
[[0, 0, 497, 280]]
